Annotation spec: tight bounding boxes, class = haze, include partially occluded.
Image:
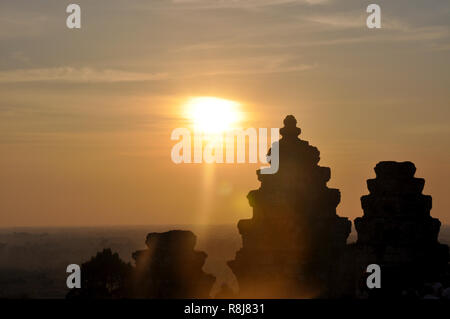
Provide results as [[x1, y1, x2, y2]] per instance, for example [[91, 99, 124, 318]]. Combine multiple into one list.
[[0, 0, 449, 227]]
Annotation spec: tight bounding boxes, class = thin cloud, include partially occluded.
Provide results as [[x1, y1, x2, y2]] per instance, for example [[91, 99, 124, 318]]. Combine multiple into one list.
[[0, 57, 316, 84], [173, 20, 450, 52], [193, 63, 316, 76], [171, 0, 330, 8], [0, 67, 168, 83], [188, 56, 317, 76]]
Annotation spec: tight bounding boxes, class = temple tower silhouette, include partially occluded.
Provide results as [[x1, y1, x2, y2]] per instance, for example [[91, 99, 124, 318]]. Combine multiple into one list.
[[132, 230, 215, 298], [349, 161, 449, 297], [228, 115, 351, 298]]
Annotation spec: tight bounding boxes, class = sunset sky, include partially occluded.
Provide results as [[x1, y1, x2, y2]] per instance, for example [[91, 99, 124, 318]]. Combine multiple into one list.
[[0, 0, 449, 227]]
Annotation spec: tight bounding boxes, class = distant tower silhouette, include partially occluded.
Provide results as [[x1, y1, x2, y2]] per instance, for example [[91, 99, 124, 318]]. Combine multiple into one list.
[[132, 230, 215, 298], [228, 115, 351, 298], [350, 161, 449, 297]]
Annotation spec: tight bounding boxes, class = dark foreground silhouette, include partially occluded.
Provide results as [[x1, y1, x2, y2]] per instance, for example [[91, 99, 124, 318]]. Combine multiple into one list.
[[67, 231, 215, 299], [67, 249, 132, 299], [131, 230, 215, 298], [346, 161, 449, 298], [228, 115, 351, 298], [67, 115, 450, 299]]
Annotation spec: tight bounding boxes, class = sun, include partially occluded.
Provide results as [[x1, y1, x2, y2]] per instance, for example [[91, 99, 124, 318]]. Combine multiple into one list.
[[184, 97, 242, 134]]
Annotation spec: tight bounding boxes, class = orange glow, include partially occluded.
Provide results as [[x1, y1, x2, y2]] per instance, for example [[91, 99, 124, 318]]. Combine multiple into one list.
[[184, 97, 243, 134]]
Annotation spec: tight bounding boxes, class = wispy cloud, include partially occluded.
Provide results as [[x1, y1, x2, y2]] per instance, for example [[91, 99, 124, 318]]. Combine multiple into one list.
[[306, 12, 366, 29], [170, 0, 330, 8], [0, 55, 316, 84], [0, 67, 168, 83], [173, 15, 450, 52], [183, 56, 317, 76], [193, 63, 316, 76]]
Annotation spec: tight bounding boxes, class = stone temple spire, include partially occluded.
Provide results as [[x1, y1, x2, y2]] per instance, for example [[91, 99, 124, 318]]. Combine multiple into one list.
[[348, 161, 449, 297], [228, 115, 351, 298]]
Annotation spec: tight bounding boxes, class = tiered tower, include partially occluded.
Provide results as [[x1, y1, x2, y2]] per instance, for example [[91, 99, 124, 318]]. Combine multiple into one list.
[[352, 161, 449, 296], [228, 115, 351, 298], [132, 230, 215, 298]]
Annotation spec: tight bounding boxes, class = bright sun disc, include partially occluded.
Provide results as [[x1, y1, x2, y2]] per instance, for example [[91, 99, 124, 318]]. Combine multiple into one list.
[[185, 97, 242, 133]]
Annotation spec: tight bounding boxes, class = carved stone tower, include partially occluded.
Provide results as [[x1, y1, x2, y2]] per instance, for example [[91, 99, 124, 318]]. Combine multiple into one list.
[[351, 161, 449, 297], [228, 115, 351, 298]]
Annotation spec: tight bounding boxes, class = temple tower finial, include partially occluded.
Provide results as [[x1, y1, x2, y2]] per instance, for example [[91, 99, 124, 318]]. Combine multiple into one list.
[[280, 115, 301, 139]]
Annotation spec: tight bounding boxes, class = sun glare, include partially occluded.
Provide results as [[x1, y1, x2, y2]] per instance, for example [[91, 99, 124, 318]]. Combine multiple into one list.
[[184, 97, 242, 134]]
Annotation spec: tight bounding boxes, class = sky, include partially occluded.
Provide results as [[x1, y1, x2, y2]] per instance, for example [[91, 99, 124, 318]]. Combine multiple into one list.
[[0, 0, 449, 227]]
